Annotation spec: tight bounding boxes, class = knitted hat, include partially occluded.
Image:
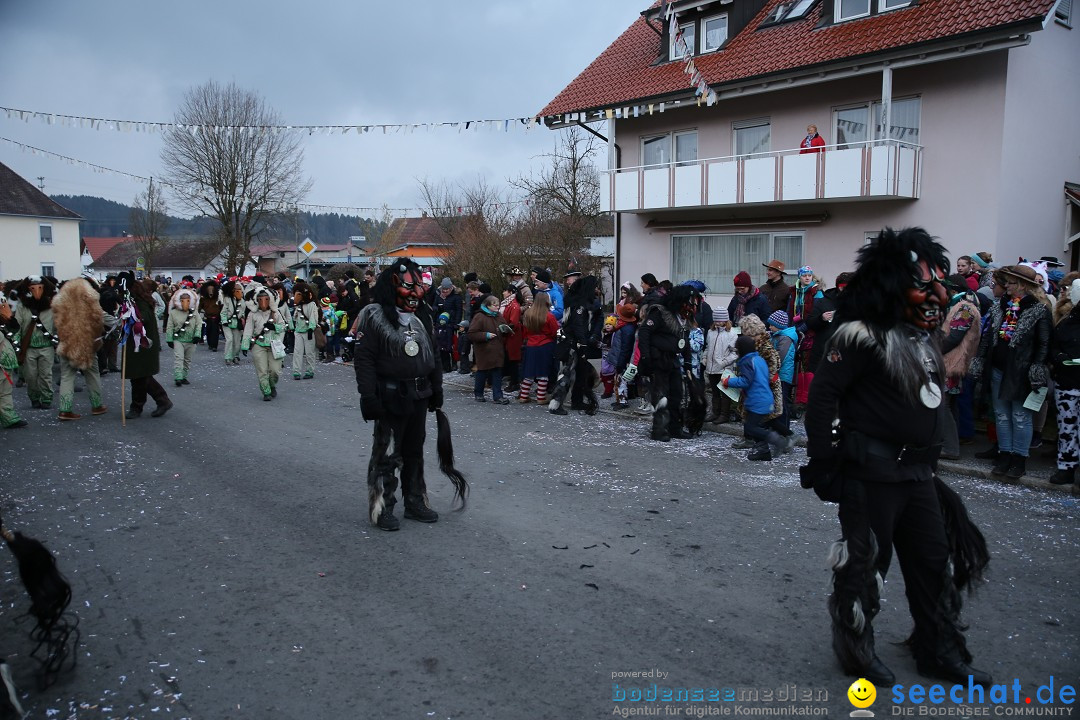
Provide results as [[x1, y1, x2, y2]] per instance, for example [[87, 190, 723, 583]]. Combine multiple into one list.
[[714, 307, 730, 323], [733, 271, 752, 288], [617, 303, 638, 323], [767, 310, 789, 329], [536, 269, 552, 285], [438, 312, 451, 324], [439, 277, 454, 290], [321, 297, 331, 306], [735, 335, 757, 356], [797, 265, 814, 277]]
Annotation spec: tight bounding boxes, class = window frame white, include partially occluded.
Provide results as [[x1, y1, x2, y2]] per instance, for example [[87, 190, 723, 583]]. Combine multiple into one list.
[[641, 130, 699, 168], [39, 223, 53, 245], [832, 96, 921, 148], [641, 133, 672, 168], [670, 21, 696, 60], [674, 130, 699, 166], [702, 13, 729, 53], [41, 264, 55, 278], [733, 118, 772, 158], [879, 0, 911, 10], [1055, 0, 1073, 27], [836, 0, 871, 21], [670, 231, 805, 292]]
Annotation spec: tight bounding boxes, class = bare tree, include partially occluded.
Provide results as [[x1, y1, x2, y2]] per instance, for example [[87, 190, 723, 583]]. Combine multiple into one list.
[[418, 177, 521, 285], [161, 81, 311, 275], [512, 127, 605, 278], [129, 178, 170, 276]]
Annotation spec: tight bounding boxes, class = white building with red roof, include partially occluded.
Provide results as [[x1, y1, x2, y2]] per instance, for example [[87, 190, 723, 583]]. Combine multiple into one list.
[[540, 0, 1080, 295]]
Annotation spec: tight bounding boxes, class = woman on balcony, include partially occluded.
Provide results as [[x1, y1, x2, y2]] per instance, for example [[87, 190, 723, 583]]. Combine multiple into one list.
[[799, 124, 825, 154]]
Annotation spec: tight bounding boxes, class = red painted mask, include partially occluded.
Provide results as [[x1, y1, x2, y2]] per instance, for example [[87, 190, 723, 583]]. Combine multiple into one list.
[[395, 270, 424, 313], [904, 260, 947, 330]]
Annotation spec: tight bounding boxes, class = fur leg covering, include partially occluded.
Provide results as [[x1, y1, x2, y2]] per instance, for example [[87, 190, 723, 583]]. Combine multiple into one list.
[[684, 373, 707, 436], [933, 475, 989, 593], [548, 359, 575, 411], [828, 479, 882, 676], [651, 396, 670, 438], [435, 409, 469, 510], [367, 420, 396, 523]]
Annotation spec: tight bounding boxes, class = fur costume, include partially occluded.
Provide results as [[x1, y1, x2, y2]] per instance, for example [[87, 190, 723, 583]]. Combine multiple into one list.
[[550, 275, 604, 415], [802, 227, 990, 687], [355, 259, 467, 530], [52, 279, 104, 371]]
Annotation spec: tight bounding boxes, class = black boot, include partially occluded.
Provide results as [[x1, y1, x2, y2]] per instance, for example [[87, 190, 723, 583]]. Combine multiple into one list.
[[376, 508, 400, 531], [1005, 454, 1026, 480], [747, 442, 772, 461], [1050, 468, 1076, 485], [974, 444, 1000, 460], [860, 656, 896, 687], [457, 360, 470, 375], [917, 658, 992, 686], [404, 496, 439, 523], [990, 452, 1013, 476]]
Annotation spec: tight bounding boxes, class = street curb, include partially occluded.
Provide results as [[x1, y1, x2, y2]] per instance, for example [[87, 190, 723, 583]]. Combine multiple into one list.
[[443, 375, 1080, 496]]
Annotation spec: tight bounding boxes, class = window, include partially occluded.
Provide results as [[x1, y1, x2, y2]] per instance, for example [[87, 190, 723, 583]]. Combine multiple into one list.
[[671, 21, 695, 59], [39, 223, 53, 245], [881, 0, 910, 8], [671, 232, 804, 292], [786, 0, 818, 19], [41, 264, 55, 278], [833, 97, 920, 147], [642, 134, 671, 167], [703, 14, 728, 52], [641, 130, 698, 167], [675, 131, 698, 166], [837, 0, 870, 21], [734, 120, 771, 157], [761, 0, 817, 25]]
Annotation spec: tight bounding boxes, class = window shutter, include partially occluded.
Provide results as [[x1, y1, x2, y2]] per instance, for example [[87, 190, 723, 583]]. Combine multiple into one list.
[[1057, 0, 1073, 23]]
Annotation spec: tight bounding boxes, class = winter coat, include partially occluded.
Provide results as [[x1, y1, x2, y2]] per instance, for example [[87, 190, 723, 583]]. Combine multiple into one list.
[[786, 282, 818, 329], [637, 304, 691, 374], [771, 326, 799, 384], [971, 294, 1052, 402], [536, 283, 564, 323], [124, 297, 162, 379], [805, 287, 840, 372], [727, 288, 772, 327], [1052, 304, 1080, 390], [468, 310, 506, 371], [524, 313, 560, 347], [609, 321, 637, 374], [241, 307, 287, 350], [166, 308, 204, 344], [220, 295, 245, 329], [688, 326, 705, 374], [726, 351, 774, 415], [433, 290, 463, 327], [704, 327, 738, 375], [762, 278, 790, 313], [501, 298, 525, 362], [292, 301, 319, 334]]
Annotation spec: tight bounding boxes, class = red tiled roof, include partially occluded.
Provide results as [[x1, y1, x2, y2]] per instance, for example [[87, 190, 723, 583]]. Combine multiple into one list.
[[539, 0, 1055, 117], [83, 236, 132, 261], [384, 216, 451, 246]]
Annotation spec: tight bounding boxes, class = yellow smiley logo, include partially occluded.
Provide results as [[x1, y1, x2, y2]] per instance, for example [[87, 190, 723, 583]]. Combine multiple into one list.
[[848, 678, 876, 708]]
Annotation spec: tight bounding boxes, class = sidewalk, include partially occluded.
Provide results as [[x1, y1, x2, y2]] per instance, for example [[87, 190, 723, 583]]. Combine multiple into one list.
[[444, 373, 1080, 496]]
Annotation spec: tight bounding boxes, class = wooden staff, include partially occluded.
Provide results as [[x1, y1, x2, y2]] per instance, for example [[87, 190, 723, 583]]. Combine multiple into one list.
[[120, 335, 127, 427]]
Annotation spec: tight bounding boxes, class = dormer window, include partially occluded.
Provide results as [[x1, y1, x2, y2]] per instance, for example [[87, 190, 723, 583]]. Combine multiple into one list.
[[671, 21, 696, 59], [836, 0, 910, 22], [702, 14, 728, 52]]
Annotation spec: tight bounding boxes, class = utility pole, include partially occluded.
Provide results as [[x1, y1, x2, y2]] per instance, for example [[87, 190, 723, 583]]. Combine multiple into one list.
[[37, 176, 45, 192]]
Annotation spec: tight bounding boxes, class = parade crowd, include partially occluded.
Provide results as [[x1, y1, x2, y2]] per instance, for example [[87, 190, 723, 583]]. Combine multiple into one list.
[[2, 246, 1079, 487]]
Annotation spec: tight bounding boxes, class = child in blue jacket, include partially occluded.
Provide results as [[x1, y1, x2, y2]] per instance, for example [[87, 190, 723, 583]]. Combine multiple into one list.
[[723, 335, 786, 461]]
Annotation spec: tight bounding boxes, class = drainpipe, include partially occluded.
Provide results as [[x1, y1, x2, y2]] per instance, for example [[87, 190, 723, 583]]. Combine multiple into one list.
[[880, 65, 893, 142]]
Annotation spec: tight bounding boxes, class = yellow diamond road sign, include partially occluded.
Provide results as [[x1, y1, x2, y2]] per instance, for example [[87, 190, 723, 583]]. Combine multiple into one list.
[[298, 238, 318, 256]]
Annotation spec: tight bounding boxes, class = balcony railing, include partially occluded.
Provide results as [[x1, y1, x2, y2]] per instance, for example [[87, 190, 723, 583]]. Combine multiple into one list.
[[601, 139, 922, 213]]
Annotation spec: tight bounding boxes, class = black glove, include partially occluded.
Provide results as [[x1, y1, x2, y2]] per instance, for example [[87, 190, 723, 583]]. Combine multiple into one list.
[[360, 395, 384, 421], [428, 387, 444, 412], [307, 330, 313, 340], [194, 337, 203, 344], [264, 321, 276, 332], [167, 341, 174, 348], [637, 360, 650, 377], [799, 457, 843, 503]]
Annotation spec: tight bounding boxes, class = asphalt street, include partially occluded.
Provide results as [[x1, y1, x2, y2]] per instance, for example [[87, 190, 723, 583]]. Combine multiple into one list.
[[1, 346, 1077, 719]]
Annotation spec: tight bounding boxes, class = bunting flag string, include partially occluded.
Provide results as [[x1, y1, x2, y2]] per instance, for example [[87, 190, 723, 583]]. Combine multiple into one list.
[[0, 135, 534, 218], [666, 5, 718, 106], [0, 105, 546, 137]]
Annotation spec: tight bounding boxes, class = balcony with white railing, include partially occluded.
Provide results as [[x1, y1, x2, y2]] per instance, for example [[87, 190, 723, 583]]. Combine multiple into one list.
[[601, 139, 922, 213]]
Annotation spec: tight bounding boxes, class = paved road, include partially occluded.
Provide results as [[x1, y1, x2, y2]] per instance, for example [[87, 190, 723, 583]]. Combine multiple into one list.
[[1, 348, 1077, 719]]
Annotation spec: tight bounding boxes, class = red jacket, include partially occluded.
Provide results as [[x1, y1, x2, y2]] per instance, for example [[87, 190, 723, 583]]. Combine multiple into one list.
[[524, 313, 559, 347], [799, 133, 825, 154], [501, 299, 525, 361]]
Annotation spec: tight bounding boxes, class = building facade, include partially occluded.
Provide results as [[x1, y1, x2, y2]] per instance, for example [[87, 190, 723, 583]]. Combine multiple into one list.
[[0, 161, 82, 280], [540, 0, 1079, 301]]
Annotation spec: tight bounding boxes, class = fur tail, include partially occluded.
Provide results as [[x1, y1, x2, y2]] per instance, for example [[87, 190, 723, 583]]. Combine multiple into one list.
[[933, 475, 989, 593], [685, 373, 707, 436], [369, 477, 386, 524], [3, 529, 72, 636], [435, 409, 469, 510]]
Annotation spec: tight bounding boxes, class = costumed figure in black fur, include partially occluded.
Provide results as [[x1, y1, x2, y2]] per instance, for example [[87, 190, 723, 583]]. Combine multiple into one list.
[[354, 258, 468, 531], [637, 285, 698, 441], [801, 227, 991, 686], [549, 274, 604, 416]]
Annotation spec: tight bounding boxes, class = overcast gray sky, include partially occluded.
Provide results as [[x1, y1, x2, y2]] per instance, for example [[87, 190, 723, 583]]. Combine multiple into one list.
[[0, 0, 637, 220]]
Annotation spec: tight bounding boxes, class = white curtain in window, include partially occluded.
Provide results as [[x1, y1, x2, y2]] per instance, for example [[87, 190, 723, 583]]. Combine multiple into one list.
[[672, 233, 803, 291], [704, 15, 727, 51], [834, 107, 868, 150], [675, 132, 698, 165], [643, 135, 671, 167], [735, 124, 770, 157], [873, 97, 920, 144]]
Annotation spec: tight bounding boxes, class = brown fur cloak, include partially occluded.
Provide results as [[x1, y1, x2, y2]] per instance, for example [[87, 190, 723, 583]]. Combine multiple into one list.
[[52, 279, 104, 370]]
